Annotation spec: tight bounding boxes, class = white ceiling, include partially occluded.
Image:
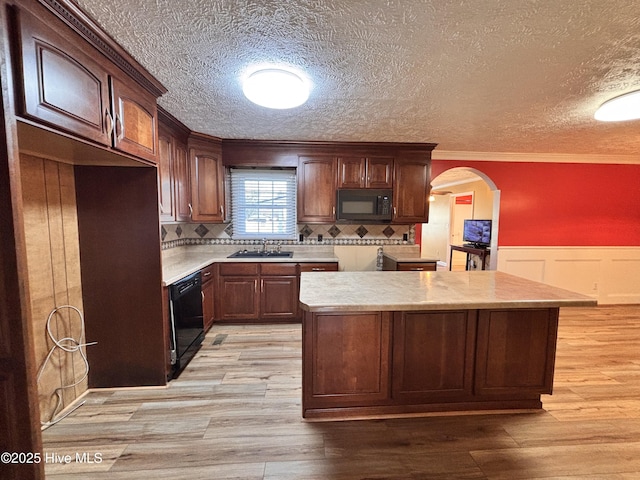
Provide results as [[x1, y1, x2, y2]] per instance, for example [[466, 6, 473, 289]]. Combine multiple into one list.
[[76, 0, 640, 161]]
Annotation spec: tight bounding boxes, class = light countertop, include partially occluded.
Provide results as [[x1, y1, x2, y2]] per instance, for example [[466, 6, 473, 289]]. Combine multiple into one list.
[[299, 270, 597, 312], [162, 246, 338, 285]]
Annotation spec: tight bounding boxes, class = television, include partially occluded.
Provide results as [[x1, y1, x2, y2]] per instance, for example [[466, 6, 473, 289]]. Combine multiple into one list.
[[462, 219, 492, 247]]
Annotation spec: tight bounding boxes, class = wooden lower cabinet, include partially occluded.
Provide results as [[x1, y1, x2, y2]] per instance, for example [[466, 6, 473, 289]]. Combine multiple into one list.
[[261, 264, 299, 321], [475, 308, 559, 395], [216, 262, 337, 323], [392, 310, 476, 402], [303, 312, 391, 408], [302, 307, 559, 419], [382, 255, 437, 271], [217, 263, 260, 322], [201, 264, 216, 331]]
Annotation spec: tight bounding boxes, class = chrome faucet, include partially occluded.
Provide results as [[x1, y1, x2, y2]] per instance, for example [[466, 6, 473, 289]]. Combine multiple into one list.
[[261, 238, 268, 252]]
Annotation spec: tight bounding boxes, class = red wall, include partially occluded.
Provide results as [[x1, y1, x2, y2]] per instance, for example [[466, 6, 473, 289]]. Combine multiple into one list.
[[431, 160, 640, 246]]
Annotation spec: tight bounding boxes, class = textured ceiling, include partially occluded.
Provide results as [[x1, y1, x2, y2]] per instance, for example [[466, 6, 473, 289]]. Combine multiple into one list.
[[76, 0, 640, 160]]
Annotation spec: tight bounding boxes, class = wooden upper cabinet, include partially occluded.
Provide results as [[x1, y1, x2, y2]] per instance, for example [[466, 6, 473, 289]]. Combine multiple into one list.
[[16, 7, 112, 146], [367, 157, 394, 189], [189, 135, 225, 223], [158, 109, 190, 222], [13, 3, 163, 164], [297, 156, 336, 223], [393, 157, 431, 223], [158, 127, 174, 221], [173, 142, 191, 222], [337, 157, 393, 189], [110, 76, 158, 163], [337, 156, 366, 188]]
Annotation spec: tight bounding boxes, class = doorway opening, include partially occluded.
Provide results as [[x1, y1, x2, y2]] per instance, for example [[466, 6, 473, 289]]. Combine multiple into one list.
[[421, 167, 500, 270]]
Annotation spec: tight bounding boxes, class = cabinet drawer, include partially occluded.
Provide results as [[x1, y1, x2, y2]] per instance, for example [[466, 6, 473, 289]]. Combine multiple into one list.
[[299, 262, 339, 272], [219, 263, 259, 276], [261, 263, 297, 275], [397, 262, 436, 271], [201, 263, 216, 282]]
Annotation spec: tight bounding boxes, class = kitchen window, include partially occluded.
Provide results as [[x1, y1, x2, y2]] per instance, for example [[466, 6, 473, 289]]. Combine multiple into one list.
[[230, 168, 297, 239]]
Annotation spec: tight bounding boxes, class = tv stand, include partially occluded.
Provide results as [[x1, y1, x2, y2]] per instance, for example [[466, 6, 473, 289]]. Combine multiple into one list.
[[449, 244, 490, 271]]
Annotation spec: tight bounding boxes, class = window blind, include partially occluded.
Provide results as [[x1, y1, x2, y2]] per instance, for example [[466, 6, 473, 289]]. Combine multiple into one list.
[[230, 168, 297, 240]]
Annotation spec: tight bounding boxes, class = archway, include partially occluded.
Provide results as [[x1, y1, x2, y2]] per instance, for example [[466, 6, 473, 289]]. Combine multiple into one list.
[[422, 167, 500, 270]]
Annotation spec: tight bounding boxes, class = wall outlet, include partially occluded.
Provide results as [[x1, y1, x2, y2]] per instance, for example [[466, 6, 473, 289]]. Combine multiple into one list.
[[592, 282, 598, 291], [317, 234, 323, 242]]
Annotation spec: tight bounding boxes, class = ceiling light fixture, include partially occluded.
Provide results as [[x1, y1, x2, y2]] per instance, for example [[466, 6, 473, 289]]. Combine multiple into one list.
[[242, 69, 309, 109], [594, 90, 640, 121]]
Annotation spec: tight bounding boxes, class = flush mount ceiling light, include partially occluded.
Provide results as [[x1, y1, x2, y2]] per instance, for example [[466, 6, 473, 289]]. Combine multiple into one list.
[[242, 69, 309, 109], [594, 90, 640, 121]]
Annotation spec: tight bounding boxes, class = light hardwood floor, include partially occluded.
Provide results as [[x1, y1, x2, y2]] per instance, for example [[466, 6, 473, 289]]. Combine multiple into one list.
[[43, 305, 640, 479]]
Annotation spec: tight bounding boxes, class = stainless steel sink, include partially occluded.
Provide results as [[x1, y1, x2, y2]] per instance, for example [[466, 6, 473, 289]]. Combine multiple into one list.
[[227, 250, 293, 258]]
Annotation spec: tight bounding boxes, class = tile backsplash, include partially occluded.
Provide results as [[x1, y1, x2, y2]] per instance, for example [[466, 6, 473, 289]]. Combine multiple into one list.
[[161, 222, 415, 250]]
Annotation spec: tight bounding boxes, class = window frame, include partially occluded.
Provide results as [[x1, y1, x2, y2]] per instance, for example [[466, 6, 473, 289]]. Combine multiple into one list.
[[230, 168, 297, 240]]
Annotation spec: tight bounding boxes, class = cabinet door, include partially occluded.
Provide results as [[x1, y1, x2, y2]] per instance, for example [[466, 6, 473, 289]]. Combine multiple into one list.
[[261, 276, 298, 320], [190, 146, 225, 222], [366, 157, 393, 189], [173, 142, 191, 222], [201, 265, 215, 331], [475, 308, 559, 396], [110, 76, 158, 163], [297, 156, 336, 223], [16, 8, 112, 146], [337, 156, 366, 188], [218, 276, 259, 321], [303, 311, 391, 409], [392, 310, 476, 403], [393, 158, 431, 223], [157, 127, 174, 221]]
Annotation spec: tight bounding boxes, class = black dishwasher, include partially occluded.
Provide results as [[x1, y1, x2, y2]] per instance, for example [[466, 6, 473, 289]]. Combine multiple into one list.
[[169, 272, 205, 379]]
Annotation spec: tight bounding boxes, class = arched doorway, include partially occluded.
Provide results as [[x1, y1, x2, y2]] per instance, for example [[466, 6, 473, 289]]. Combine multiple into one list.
[[422, 167, 500, 270]]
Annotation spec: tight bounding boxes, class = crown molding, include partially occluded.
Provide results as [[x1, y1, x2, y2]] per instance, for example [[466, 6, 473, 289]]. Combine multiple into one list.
[[432, 150, 640, 165]]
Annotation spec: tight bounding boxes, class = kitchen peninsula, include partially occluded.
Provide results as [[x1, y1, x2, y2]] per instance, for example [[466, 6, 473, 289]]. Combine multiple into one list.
[[299, 270, 596, 420]]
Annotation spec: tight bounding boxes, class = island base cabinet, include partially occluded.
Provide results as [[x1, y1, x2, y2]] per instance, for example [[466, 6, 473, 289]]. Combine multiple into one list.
[[392, 310, 476, 403], [475, 308, 559, 396], [303, 312, 391, 409], [302, 307, 560, 420]]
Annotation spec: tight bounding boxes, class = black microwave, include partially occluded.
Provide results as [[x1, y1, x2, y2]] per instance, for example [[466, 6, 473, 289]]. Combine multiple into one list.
[[336, 189, 393, 222]]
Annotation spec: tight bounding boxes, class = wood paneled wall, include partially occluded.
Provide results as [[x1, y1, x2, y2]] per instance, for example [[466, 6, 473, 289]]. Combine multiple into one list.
[[20, 154, 87, 424]]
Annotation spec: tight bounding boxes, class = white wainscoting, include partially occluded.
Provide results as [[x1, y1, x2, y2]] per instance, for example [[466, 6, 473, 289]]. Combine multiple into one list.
[[497, 246, 640, 305]]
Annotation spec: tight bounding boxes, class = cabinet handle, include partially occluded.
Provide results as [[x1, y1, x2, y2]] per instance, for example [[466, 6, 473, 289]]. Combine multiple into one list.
[[311, 268, 325, 271], [188, 203, 193, 218], [393, 207, 397, 216], [105, 109, 114, 137], [332, 206, 335, 215], [410, 267, 425, 271], [203, 271, 211, 277], [115, 114, 124, 141], [220, 204, 225, 216], [201, 291, 205, 300]]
